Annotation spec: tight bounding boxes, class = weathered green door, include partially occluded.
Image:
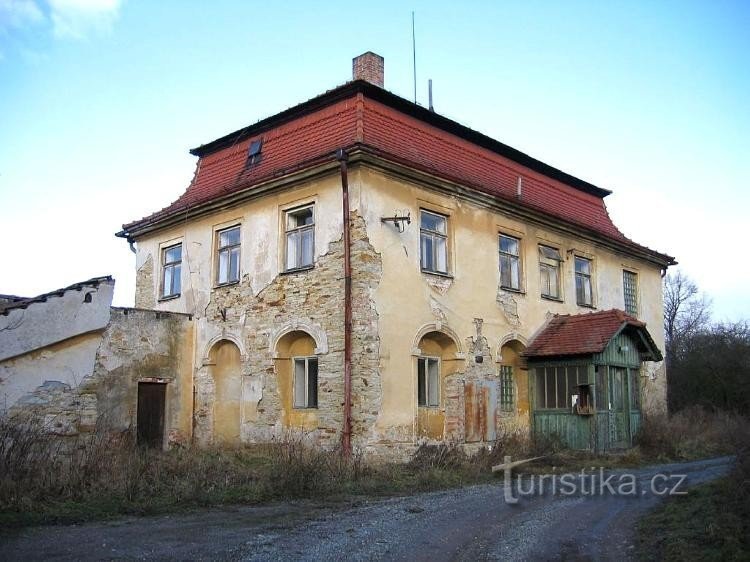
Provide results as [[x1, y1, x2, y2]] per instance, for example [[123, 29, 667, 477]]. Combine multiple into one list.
[[608, 367, 628, 448]]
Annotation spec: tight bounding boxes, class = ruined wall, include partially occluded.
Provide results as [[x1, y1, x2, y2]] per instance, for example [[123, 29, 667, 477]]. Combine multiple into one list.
[[92, 308, 194, 446], [2, 306, 194, 448]]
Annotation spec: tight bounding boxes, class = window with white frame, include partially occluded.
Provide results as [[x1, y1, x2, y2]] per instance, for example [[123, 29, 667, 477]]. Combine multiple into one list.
[[285, 205, 315, 271], [420, 210, 448, 274], [417, 357, 440, 407], [499, 234, 522, 291], [293, 356, 318, 408], [161, 243, 182, 298], [575, 256, 593, 306], [623, 270, 638, 315], [216, 226, 241, 285], [539, 245, 563, 299]]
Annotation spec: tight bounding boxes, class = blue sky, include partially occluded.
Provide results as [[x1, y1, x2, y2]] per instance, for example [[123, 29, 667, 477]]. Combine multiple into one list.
[[1, 0, 748, 321]]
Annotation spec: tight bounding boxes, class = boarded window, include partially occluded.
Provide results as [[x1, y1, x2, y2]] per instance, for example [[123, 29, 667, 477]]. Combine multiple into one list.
[[217, 226, 241, 284], [420, 210, 448, 274], [575, 256, 593, 306], [417, 357, 440, 407], [161, 243, 182, 298], [285, 205, 315, 271], [623, 270, 638, 315], [293, 356, 318, 408], [539, 245, 562, 299], [499, 365, 514, 412], [499, 235, 522, 290]]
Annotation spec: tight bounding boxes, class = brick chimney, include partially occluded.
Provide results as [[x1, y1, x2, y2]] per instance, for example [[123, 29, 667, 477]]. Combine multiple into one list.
[[352, 52, 384, 87]]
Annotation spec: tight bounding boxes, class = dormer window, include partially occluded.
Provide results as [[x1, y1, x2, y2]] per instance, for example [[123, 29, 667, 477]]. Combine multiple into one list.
[[247, 139, 263, 166]]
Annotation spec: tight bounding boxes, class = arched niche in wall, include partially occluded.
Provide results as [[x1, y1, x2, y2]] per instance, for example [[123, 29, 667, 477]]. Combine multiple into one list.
[[414, 329, 464, 441], [208, 339, 242, 446], [273, 330, 319, 430], [497, 338, 529, 418]]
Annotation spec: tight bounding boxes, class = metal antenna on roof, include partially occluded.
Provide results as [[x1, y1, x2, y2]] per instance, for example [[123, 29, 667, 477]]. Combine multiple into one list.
[[412, 11, 417, 104]]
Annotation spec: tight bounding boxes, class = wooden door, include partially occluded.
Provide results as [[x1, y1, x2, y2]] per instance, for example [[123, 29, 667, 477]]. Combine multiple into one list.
[[608, 367, 628, 448], [137, 382, 165, 448]]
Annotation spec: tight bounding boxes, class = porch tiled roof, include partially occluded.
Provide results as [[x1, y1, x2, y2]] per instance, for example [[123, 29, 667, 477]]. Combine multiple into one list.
[[523, 309, 647, 358]]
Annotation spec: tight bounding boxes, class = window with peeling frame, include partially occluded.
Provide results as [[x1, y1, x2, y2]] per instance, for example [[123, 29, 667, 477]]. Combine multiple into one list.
[[161, 243, 182, 298], [217, 226, 241, 285], [293, 356, 318, 408], [499, 235, 522, 291], [575, 256, 593, 306], [539, 245, 562, 299], [417, 357, 440, 407], [420, 210, 448, 274], [285, 205, 315, 271]]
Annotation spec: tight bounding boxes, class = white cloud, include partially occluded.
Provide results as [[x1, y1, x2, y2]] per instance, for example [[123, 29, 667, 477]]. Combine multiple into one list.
[[47, 0, 121, 40], [0, 0, 44, 33]]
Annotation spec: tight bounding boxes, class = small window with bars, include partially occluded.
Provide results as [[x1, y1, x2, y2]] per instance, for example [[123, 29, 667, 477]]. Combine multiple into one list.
[[623, 270, 638, 315], [499, 365, 515, 412]]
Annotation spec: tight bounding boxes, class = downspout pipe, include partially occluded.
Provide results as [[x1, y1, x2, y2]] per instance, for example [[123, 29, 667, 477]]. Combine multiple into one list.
[[336, 148, 353, 458]]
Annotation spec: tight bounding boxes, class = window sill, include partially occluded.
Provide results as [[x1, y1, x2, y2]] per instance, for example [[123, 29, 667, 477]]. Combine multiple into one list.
[[541, 295, 564, 303], [281, 265, 315, 276], [417, 404, 441, 409], [577, 303, 597, 310], [421, 269, 453, 279], [499, 286, 525, 295], [292, 406, 318, 411], [158, 294, 180, 302], [214, 280, 240, 289]]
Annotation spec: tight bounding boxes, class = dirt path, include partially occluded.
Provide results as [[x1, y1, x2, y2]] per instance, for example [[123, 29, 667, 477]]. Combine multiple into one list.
[[0, 456, 733, 561]]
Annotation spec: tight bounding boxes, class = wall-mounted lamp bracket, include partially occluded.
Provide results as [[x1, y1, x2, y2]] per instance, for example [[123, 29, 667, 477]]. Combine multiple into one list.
[[380, 211, 411, 233]]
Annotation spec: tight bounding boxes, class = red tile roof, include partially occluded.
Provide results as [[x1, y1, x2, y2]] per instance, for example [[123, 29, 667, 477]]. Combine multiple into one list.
[[120, 82, 674, 266], [522, 309, 659, 359]]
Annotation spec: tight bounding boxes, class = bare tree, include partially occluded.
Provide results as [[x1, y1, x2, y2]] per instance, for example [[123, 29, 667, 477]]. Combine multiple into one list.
[[664, 270, 712, 361]]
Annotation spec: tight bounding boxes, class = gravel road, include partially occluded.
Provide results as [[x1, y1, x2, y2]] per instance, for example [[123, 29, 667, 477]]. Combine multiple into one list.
[[0, 456, 733, 561]]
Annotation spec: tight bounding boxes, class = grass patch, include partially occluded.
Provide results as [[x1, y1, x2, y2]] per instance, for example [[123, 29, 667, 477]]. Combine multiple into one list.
[[638, 476, 750, 561], [637, 407, 750, 561]]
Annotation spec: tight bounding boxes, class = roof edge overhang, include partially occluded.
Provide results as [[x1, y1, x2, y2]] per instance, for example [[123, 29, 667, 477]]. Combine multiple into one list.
[[117, 147, 675, 268], [188, 80, 612, 199], [612, 322, 664, 362]]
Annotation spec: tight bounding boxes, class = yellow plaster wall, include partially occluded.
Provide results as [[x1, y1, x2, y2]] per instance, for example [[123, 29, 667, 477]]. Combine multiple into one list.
[[356, 166, 667, 442]]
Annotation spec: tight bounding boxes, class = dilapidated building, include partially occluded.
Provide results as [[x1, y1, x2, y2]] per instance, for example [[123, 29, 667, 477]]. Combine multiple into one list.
[[2, 53, 674, 457]]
